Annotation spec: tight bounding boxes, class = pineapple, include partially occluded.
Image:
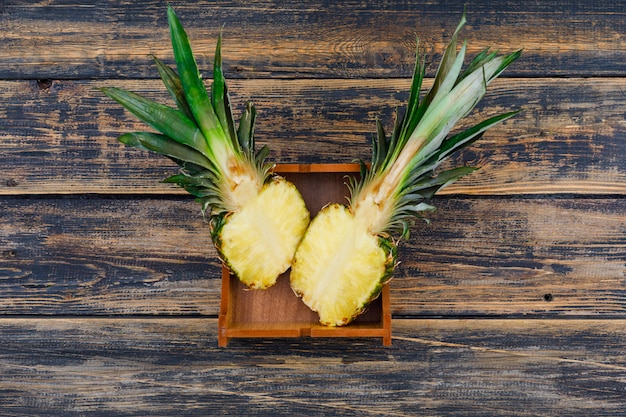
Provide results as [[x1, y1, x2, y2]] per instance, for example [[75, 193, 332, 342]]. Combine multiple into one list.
[[290, 14, 521, 326], [101, 6, 309, 289]]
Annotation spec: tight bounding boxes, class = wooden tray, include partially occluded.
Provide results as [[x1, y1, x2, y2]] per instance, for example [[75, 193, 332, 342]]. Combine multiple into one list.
[[218, 163, 392, 347]]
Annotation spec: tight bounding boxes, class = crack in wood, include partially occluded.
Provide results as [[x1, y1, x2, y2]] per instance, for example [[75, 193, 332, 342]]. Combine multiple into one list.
[[393, 336, 626, 371]]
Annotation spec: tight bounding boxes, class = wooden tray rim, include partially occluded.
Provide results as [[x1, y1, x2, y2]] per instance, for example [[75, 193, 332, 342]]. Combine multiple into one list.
[[218, 163, 392, 347]]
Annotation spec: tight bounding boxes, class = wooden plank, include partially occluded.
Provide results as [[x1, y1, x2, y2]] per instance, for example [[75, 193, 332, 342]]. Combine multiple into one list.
[[1, 0, 625, 79], [1, 2, 622, 416], [394, 197, 626, 317], [1, 77, 626, 195], [0, 196, 220, 315], [0, 317, 624, 416], [1, 196, 624, 317]]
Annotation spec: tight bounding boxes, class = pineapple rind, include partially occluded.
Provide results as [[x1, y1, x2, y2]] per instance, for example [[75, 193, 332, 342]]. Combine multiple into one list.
[[216, 176, 310, 289], [291, 204, 395, 326]]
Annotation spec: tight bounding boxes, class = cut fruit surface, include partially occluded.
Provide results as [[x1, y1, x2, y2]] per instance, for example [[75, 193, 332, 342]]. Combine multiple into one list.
[[291, 204, 393, 326], [101, 6, 309, 289], [291, 12, 521, 326], [219, 177, 309, 289]]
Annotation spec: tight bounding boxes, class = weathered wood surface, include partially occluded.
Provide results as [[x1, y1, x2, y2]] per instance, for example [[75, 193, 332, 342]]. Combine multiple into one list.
[[1, 0, 625, 415], [1, 0, 625, 79], [1, 196, 624, 317], [2, 77, 626, 195], [1, 318, 624, 416]]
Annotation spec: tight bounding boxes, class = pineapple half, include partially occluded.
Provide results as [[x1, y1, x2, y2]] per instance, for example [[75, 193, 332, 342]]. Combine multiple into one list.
[[290, 14, 521, 326], [101, 6, 309, 289]]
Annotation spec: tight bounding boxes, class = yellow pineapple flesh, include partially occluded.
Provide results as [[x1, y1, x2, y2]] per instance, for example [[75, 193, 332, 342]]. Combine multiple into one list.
[[102, 6, 310, 289], [218, 176, 309, 289], [290, 13, 521, 326], [291, 203, 394, 325]]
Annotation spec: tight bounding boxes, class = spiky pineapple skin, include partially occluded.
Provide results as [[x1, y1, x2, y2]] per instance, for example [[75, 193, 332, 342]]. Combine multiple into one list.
[[211, 175, 310, 289], [290, 203, 396, 326]]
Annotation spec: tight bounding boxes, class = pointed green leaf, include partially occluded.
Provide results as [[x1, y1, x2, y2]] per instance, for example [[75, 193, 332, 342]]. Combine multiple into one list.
[[372, 119, 388, 171], [399, 39, 425, 139], [399, 165, 476, 199], [425, 12, 466, 105], [491, 49, 523, 81], [163, 173, 217, 198], [237, 101, 256, 153], [100, 87, 208, 155], [392, 53, 426, 169], [152, 55, 195, 121], [254, 144, 270, 168], [436, 110, 520, 161], [422, 166, 477, 189], [118, 132, 213, 170], [211, 32, 239, 147], [458, 48, 496, 82], [167, 6, 226, 145]]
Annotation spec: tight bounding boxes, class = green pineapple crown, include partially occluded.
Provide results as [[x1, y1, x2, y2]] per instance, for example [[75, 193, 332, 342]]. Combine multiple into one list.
[[349, 12, 522, 239], [101, 6, 272, 215]]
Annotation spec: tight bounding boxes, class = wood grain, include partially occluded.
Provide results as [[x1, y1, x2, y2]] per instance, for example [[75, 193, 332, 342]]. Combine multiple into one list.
[[0, 317, 624, 416], [1, 0, 625, 79], [0, 1, 624, 415], [1, 77, 625, 195], [1, 196, 623, 317], [0, 196, 219, 315], [394, 197, 626, 317]]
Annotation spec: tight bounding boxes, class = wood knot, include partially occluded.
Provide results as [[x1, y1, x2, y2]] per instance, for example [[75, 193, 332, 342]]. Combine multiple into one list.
[[36, 79, 53, 90], [3, 249, 17, 258]]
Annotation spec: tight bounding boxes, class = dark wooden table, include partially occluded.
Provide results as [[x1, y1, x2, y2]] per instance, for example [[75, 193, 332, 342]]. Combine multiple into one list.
[[1, 1, 625, 415]]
